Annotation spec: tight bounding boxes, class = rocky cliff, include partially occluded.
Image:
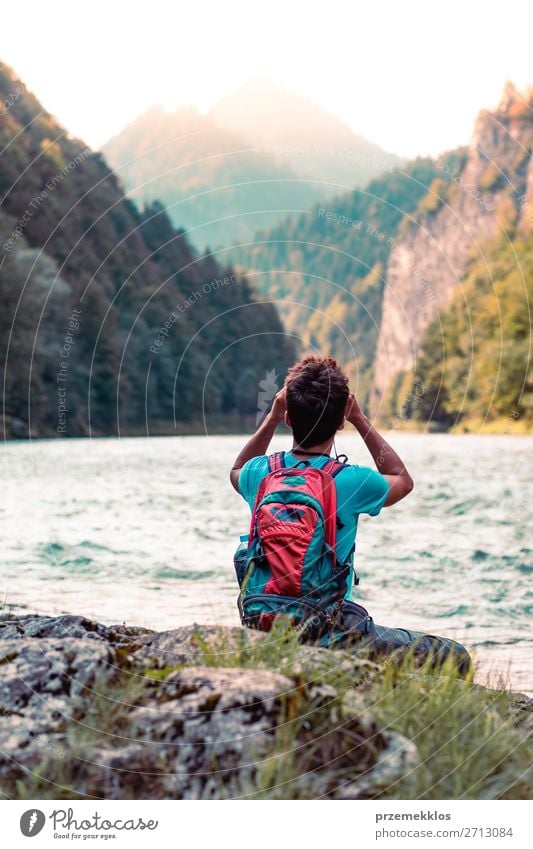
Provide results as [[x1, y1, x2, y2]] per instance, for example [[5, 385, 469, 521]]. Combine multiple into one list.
[[372, 83, 533, 413]]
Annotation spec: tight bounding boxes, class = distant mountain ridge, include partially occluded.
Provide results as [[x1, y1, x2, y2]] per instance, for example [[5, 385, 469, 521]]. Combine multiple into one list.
[[102, 78, 402, 252]]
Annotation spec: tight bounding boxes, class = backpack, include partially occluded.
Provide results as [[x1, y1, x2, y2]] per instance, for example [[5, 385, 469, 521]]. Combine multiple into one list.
[[237, 451, 356, 640]]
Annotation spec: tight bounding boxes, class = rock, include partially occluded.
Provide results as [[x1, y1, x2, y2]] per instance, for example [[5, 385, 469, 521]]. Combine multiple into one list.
[[92, 665, 297, 799], [331, 731, 420, 799], [505, 691, 533, 734], [135, 623, 266, 668], [0, 637, 117, 716], [0, 614, 416, 798], [0, 614, 153, 646], [0, 632, 123, 787]]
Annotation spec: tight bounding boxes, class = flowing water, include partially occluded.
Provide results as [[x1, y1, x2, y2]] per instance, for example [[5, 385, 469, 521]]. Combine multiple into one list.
[[1, 433, 531, 692]]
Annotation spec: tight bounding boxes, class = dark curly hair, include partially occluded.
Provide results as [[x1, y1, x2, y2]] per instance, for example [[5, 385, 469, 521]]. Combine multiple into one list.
[[284, 354, 349, 448]]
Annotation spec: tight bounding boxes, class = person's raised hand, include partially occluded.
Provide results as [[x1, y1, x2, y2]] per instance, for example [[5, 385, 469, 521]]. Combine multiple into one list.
[[269, 388, 287, 424], [345, 393, 364, 425]]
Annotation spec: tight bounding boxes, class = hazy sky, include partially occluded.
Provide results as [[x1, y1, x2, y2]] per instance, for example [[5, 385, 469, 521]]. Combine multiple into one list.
[[3, 0, 532, 158]]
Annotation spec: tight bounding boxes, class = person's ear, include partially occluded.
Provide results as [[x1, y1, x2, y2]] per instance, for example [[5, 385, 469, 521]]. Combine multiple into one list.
[[338, 418, 345, 431], [284, 411, 291, 427]]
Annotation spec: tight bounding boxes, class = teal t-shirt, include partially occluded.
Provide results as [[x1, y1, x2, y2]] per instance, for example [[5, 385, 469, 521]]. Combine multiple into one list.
[[238, 451, 390, 599]]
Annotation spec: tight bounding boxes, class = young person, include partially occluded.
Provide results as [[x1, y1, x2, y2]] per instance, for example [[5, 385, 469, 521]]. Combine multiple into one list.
[[230, 354, 471, 676]]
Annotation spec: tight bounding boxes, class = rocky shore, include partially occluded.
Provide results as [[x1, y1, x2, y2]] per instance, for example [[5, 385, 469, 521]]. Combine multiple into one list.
[[0, 615, 531, 800]]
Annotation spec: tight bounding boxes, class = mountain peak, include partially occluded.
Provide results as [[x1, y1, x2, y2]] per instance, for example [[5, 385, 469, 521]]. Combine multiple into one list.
[[210, 78, 401, 180], [235, 76, 286, 94], [496, 80, 533, 116], [211, 77, 347, 129]]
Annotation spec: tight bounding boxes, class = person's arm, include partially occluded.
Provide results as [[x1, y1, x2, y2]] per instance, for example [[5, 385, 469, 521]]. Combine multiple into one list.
[[229, 389, 286, 492], [346, 394, 414, 507]]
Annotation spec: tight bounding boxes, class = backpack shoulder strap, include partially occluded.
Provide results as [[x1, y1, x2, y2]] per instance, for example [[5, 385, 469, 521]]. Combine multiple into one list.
[[321, 458, 348, 479], [320, 459, 349, 532], [267, 451, 286, 473], [249, 453, 285, 541]]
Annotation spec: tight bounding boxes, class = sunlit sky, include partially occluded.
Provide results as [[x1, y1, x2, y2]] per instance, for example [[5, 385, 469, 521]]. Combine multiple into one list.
[[3, 0, 533, 158]]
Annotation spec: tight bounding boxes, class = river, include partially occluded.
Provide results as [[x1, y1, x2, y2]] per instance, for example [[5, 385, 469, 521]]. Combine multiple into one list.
[[1, 433, 531, 693]]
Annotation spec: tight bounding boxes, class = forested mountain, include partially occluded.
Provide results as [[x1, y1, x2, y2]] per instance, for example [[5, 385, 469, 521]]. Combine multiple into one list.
[[229, 157, 447, 400], [230, 83, 533, 430], [0, 64, 295, 439], [102, 79, 401, 253], [102, 104, 325, 253]]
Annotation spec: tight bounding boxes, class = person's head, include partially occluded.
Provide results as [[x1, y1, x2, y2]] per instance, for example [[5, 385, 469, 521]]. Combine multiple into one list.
[[284, 354, 349, 448]]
